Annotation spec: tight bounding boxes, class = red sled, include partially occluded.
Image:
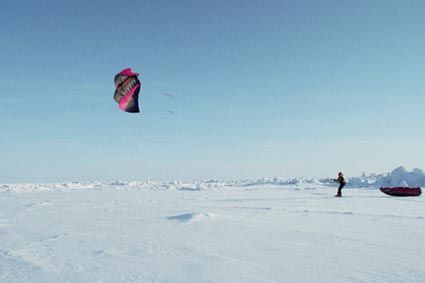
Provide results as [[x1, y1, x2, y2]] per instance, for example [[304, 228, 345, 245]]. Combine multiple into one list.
[[380, 187, 422, 197]]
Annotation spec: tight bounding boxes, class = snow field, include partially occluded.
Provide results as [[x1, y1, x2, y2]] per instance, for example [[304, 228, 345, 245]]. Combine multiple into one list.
[[0, 184, 424, 283]]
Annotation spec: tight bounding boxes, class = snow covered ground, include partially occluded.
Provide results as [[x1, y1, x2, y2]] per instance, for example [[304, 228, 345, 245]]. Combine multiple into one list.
[[1, 167, 425, 282]]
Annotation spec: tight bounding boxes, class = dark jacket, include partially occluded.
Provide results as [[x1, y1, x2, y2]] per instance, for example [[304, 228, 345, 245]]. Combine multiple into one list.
[[335, 176, 345, 185]]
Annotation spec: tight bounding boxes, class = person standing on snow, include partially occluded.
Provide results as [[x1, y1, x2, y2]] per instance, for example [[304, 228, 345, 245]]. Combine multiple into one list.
[[333, 172, 346, 197]]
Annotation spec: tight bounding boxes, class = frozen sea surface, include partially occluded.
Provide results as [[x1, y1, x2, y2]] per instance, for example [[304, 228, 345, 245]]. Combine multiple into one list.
[[0, 183, 424, 282]]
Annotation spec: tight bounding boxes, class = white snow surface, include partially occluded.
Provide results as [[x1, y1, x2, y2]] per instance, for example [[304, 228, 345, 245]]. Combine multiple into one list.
[[1, 167, 425, 282], [347, 166, 425, 188]]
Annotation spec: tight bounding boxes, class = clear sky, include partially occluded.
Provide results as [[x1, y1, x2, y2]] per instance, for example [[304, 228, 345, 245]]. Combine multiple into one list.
[[1, 0, 424, 183]]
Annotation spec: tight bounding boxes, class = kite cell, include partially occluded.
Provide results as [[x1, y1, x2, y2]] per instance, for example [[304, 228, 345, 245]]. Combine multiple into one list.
[[113, 68, 141, 113]]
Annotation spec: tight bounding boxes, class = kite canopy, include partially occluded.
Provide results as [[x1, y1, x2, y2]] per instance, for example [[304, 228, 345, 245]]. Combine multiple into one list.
[[113, 68, 141, 113]]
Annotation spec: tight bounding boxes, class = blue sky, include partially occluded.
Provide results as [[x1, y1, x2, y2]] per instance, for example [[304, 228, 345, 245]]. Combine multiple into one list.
[[1, 0, 424, 182]]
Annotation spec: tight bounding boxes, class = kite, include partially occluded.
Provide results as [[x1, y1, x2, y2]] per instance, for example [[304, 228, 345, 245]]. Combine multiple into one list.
[[113, 68, 141, 113]]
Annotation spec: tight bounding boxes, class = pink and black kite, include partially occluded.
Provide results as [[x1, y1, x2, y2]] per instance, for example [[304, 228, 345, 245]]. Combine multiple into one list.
[[113, 68, 141, 113]]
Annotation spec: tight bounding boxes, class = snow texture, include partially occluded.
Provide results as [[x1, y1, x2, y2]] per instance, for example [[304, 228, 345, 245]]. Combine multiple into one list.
[[0, 167, 424, 282]]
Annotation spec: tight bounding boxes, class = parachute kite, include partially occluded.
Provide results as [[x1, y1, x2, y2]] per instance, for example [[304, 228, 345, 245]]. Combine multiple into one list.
[[113, 68, 141, 113]]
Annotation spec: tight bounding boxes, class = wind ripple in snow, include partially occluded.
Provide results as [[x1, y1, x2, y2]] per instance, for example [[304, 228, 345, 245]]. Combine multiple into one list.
[[295, 209, 425, 220]]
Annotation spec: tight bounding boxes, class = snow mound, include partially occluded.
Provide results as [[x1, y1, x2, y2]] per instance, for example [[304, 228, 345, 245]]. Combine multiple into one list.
[[0, 182, 103, 192], [347, 166, 425, 188], [387, 166, 425, 187], [167, 212, 223, 223], [163, 180, 226, 191]]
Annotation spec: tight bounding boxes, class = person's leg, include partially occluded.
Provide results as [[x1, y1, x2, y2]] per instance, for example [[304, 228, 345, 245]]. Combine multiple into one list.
[[337, 184, 343, 196]]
